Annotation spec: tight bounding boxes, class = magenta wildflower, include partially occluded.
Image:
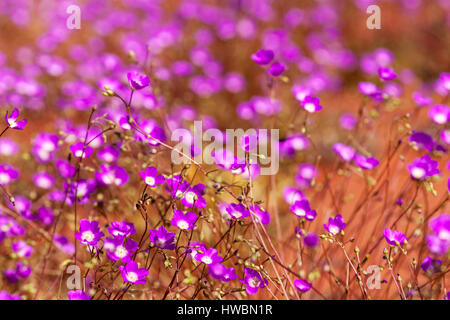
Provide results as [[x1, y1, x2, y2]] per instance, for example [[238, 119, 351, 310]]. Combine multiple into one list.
[[303, 233, 319, 248], [118, 260, 149, 285], [140, 166, 165, 187], [354, 155, 380, 170], [294, 279, 312, 293], [251, 49, 274, 65], [407, 154, 440, 180], [149, 226, 176, 250], [127, 71, 150, 90], [195, 248, 223, 265], [339, 113, 357, 130], [0, 164, 19, 186], [32, 171, 55, 189], [95, 164, 128, 186], [0, 291, 23, 300], [292, 85, 312, 103], [37, 207, 54, 226], [249, 204, 271, 225], [181, 183, 206, 208], [70, 141, 93, 159], [384, 228, 408, 246], [11, 240, 33, 258], [426, 214, 450, 255], [241, 267, 267, 295], [420, 256, 442, 275], [104, 237, 138, 263], [240, 134, 258, 152], [68, 290, 91, 300], [226, 203, 250, 220], [267, 61, 286, 77], [75, 219, 104, 246], [290, 200, 317, 221], [324, 214, 346, 235], [97, 145, 120, 163], [301, 96, 322, 113], [333, 143, 355, 162], [171, 209, 197, 231], [412, 91, 432, 107], [428, 104, 449, 125], [108, 221, 136, 238], [378, 66, 397, 81], [4, 108, 27, 130], [208, 263, 239, 283], [409, 131, 435, 153]]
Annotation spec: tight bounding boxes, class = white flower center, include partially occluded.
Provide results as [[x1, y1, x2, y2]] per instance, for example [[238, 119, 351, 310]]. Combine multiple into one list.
[[411, 167, 425, 179], [304, 103, 315, 113], [177, 220, 189, 230], [81, 231, 95, 243], [249, 277, 260, 288], [201, 256, 212, 264], [115, 246, 128, 258], [145, 176, 155, 186], [295, 209, 305, 217], [434, 114, 447, 124], [0, 173, 10, 184], [185, 192, 197, 204], [126, 272, 138, 283]]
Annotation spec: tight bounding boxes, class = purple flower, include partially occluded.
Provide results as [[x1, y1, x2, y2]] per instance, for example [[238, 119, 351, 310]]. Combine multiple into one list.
[[358, 81, 382, 99], [127, 72, 150, 90], [38, 207, 54, 226], [251, 49, 274, 65], [0, 164, 19, 186], [240, 267, 267, 295], [75, 219, 104, 246], [56, 159, 76, 178], [15, 262, 31, 279], [426, 214, 450, 255], [378, 66, 397, 81], [295, 163, 316, 188], [166, 174, 190, 199], [32, 171, 55, 189], [195, 248, 223, 265], [0, 291, 23, 300], [354, 155, 380, 170], [149, 226, 176, 250], [171, 209, 197, 231], [303, 233, 319, 248], [95, 164, 128, 186], [54, 234, 75, 255], [294, 279, 312, 293], [409, 131, 435, 153], [428, 104, 449, 125], [118, 260, 149, 285], [11, 240, 33, 258], [301, 96, 322, 113], [140, 166, 165, 187], [240, 134, 258, 152], [283, 186, 306, 205], [384, 228, 408, 246], [290, 200, 316, 221], [97, 146, 120, 163], [407, 154, 440, 180], [333, 143, 355, 162], [420, 256, 442, 275], [324, 214, 346, 235], [339, 113, 357, 130], [4, 108, 27, 130], [412, 91, 432, 107], [70, 141, 93, 159], [104, 237, 138, 263], [292, 85, 312, 103], [208, 263, 239, 283], [226, 203, 250, 220], [249, 204, 271, 225], [108, 221, 136, 238], [181, 184, 206, 208], [267, 61, 286, 77], [68, 290, 91, 300]]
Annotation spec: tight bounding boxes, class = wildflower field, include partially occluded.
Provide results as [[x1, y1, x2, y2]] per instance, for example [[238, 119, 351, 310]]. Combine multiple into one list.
[[0, 0, 449, 301]]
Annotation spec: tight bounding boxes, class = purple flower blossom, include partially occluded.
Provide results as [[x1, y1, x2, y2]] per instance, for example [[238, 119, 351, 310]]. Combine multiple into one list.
[[240, 134, 258, 152], [97, 145, 120, 163], [412, 91, 432, 107], [251, 49, 274, 65], [303, 233, 319, 248], [249, 204, 271, 225], [0, 164, 19, 186], [378, 66, 397, 81], [384, 228, 408, 246], [108, 221, 136, 238], [226, 203, 250, 220], [118, 260, 149, 284], [11, 240, 33, 258], [324, 214, 346, 235], [95, 164, 128, 186], [409, 131, 435, 153], [407, 154, 440, 180], [4, 108, 27, 130], [333, 143, 356, 162], [70, 141, 93, 159], [339, 113, 357, 130], [149, 226, 176, 250], [267, 61, 286, 77], [195, 248, 223, 265], [241, 267, 267, 295], [75, 219, 104, 246], [32, 171, 55, 189], [420, 256, 442, 275], [181, 183, 206, 208], [208, 263, 239, 283], [290, 200, 317, 221], [171, 209, 197, 231], [127, 72, 150, 90], [354, 155, 380, 170], [104, 237, 138, 263], [426, 214, 450, 255], [0, 291, 23, 300], [294, 279, 312, 293], [140, 166, 165, 187], [301, 96, 322, 113], [428, 104, 449, 125], [68, 290, 91, 300]]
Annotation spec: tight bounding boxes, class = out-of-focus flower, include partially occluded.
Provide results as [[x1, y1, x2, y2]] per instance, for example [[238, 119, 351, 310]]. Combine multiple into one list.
[[407, 154, 440, 180], [301, 96, 322, 113], [68, 290, 91, 300], [267, 61, 286, 77], [426, 214, 450, 255], [333, 143, 355, 162], [249, 204, 271, 225], [251, 49, 274, 65], [378, 66, 397, 81], [0, 164, 19, 186], [354, 154, 379, 170], [70, 141, 93, 159], [95, 164, 128, 186], [428, 105, 450, 125], [420, 256, 442, 275], [339, 113, 357, 130], [294, 279, 312, 293]]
